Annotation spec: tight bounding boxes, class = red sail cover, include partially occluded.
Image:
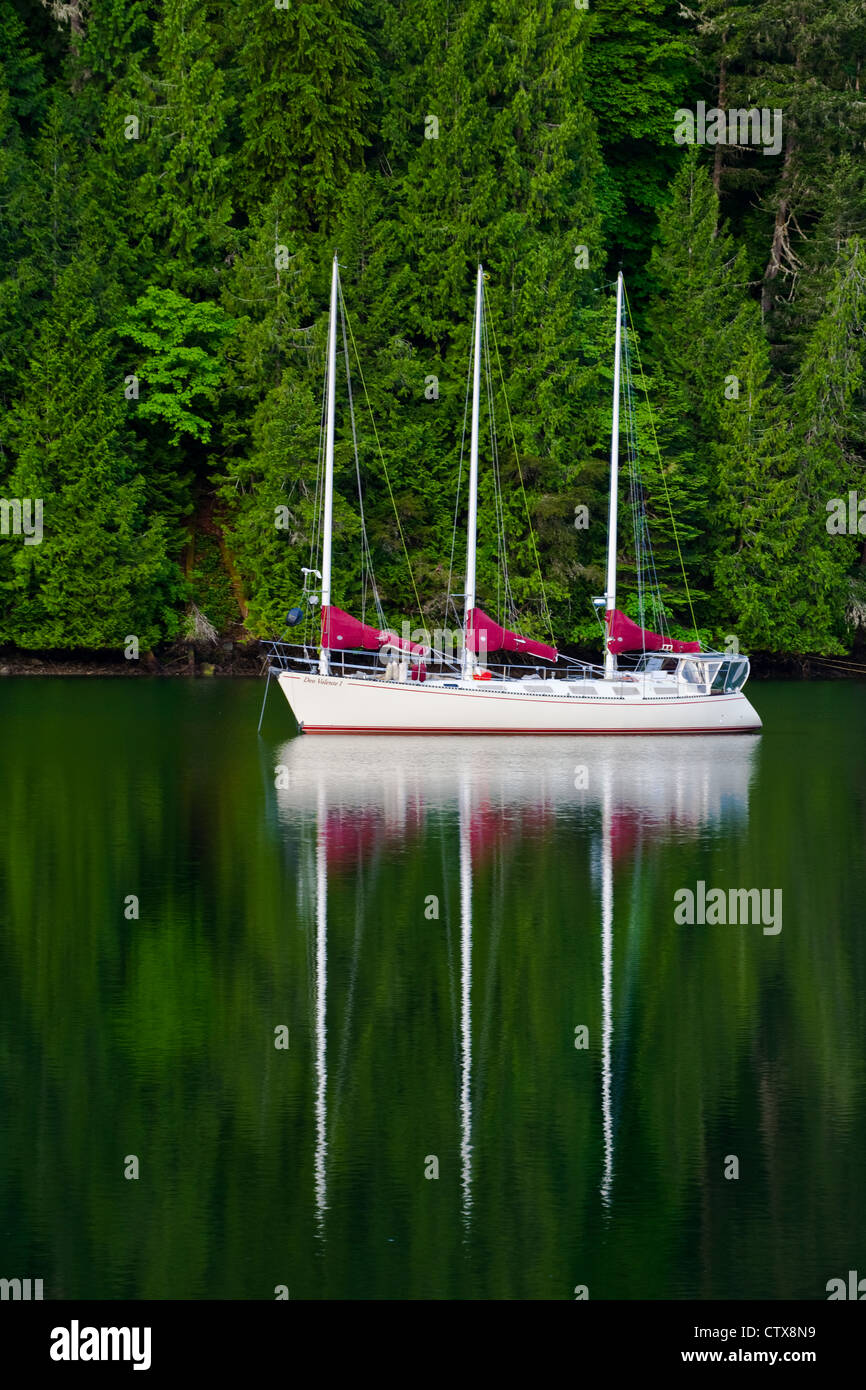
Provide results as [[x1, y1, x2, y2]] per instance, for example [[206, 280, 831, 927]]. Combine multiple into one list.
[[321, 605, 427, 654], [606, 609, 700, 655], [465, 607, 558, 662]]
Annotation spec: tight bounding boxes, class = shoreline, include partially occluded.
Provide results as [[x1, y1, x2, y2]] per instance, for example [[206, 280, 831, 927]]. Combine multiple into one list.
[[1, 645, 865, 680], [0, 642, 265, 678]]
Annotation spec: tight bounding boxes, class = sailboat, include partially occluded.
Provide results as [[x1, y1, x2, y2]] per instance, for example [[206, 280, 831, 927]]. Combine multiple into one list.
[[268, 257, 762, 734]]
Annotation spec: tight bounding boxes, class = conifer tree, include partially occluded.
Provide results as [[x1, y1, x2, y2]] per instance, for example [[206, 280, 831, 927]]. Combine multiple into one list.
[[129, 0, 234, 298], [584, 0, 695, 291], [644, 151, 758, 620], [1, 0, 865, 657], [0, 264, 181, 648], [226, 0, 374, 228], [689, 0, 866, 330], [715, 239, 866, 652]]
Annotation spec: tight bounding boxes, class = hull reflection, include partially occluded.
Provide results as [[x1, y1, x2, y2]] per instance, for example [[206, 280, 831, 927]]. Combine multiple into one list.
[[276, 734, 756, 824]]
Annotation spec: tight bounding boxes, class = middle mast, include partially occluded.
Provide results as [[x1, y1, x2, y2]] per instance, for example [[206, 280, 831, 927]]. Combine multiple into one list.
[[462, 264, 485, 679], [604, 271, 624, 680]]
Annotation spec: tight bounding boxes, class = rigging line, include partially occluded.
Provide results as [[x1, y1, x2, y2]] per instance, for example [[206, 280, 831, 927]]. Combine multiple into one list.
[[630, 362, 671, 642], [486, 298, 557, 649], [622, 332, 667, 646], [622, 334, 644, 638], [341, 290, 426, 632], [624, 356, 641, 568], [338, 281, 385, 631], [622, 280, 700, 643], [309, 356, 327, 573], [338, 286, 368, 624], [801, 653, 866, 675], [483, 335, 501, 622], [623, 325, 658, 642], [310, 357, 327, 579], [488, 312, 517, 622], [622, 308, 681, 654], [306, 349, 329, 645], [482, 310, 509, 624], [628, 385, 668, 642], [448, 325, 474, 631]]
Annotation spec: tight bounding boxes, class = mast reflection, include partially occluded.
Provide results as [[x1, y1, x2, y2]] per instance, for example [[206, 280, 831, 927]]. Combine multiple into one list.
[[273, 735, 757, 1232]]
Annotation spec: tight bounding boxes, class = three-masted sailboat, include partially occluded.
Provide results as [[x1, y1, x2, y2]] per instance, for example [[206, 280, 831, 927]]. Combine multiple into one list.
[[269, 256, 762, 734]]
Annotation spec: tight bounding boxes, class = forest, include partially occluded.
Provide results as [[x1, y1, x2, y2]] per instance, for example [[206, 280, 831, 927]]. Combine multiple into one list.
[[0, 0, 864, 661]]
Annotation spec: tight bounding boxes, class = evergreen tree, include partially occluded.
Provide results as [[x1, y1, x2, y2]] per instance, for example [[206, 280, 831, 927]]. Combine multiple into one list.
[[689, 0, 866, 333], [644, 151, 758, 620], [341, 0, 603, 638], [226, 0, 375, 227], [0, 264, 181, 648], [584, 0, 696, 294], [129, 0, 234, 298], [218, 0, 604, 646], [0, 0, 864, 658], [715, 239, 866, 652]]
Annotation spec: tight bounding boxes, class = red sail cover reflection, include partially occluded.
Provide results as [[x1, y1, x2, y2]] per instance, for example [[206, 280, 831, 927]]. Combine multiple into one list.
[[324, 800, 551, 870]]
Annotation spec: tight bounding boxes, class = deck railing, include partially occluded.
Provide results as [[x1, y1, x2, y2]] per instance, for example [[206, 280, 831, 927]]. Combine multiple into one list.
[[261, 640, 608, 684]]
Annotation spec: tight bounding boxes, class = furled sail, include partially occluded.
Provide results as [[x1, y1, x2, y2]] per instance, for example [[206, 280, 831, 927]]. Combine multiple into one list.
[[465, 607, 558, 662], [606, 609, 700, 655], [321, 605, 426, 654]]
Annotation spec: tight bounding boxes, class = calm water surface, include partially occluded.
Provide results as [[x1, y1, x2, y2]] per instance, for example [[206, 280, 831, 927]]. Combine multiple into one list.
[[1, 678, 864, 1300]]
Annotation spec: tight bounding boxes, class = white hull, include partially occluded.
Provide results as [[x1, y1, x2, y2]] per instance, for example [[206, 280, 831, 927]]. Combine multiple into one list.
[[278, 671, 762, 734]]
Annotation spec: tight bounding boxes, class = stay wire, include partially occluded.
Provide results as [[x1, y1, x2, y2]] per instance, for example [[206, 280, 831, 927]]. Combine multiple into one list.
[[622, 280, 700, 644], [341, 286, 426, 632], [487, 297, 557, 649]]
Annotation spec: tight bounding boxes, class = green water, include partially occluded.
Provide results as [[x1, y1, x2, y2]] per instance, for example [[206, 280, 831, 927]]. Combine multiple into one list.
[[0, 678, 864, 1300]]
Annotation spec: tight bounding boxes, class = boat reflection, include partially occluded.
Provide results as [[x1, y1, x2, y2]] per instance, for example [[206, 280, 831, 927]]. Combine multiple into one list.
[[270, 736, 758, 1232]]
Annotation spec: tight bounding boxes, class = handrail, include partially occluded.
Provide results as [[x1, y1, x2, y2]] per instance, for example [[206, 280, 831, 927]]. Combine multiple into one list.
[[262, 640, 613, 685]]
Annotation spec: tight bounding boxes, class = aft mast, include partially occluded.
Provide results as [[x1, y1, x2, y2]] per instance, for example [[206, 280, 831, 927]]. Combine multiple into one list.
[[319, 253, 339, 677], [462, 264, 484, 680], [604, 271, 624, 680]]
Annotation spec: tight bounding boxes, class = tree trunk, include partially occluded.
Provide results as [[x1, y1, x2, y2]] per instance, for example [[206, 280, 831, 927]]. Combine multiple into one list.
[[762, 133, 796, 317], [712, 54, 727, 199]]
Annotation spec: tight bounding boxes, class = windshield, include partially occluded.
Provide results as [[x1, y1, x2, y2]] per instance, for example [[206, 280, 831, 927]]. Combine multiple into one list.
[[708, 658, 750, 692]]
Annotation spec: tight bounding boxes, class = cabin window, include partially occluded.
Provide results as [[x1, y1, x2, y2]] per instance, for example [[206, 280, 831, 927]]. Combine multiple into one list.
[[724, 659, 749, 692], [706, 658, 749, 692], [711, 662, 729, 692], [679, 660, 704, 684], [634, 655, 678, 673]]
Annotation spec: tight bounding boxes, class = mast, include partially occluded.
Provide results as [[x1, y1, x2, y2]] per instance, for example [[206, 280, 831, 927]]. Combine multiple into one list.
[[462, 264, 484, 679], [604, 271, 624, 679], [319, 253, 339, 676]]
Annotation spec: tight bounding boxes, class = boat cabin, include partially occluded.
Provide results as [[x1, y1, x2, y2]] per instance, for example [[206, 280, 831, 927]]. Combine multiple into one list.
[[631, 652, 750, 693]]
